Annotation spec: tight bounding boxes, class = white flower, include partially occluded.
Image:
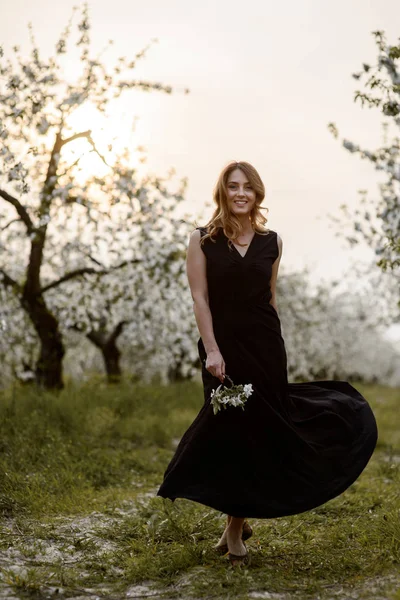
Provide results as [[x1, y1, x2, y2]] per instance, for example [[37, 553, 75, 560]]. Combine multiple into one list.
[[210, 381, 253, 415], [243, 383, 253, 397]]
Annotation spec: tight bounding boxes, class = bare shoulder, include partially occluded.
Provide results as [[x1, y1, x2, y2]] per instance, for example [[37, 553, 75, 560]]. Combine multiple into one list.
[[190, 228, 202, 238], [187, 228, 206, 259], [271, 231, 283, 265], [189, 228, 202, 245]]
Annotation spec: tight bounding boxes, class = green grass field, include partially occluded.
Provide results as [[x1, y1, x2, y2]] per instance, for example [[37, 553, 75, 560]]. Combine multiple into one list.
[[0, 377, 399, 599]]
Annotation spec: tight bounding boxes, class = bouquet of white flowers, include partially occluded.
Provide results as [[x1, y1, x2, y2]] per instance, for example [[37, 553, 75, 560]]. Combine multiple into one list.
[[202, 360, 254, 415], [210, 380, 254, 415]]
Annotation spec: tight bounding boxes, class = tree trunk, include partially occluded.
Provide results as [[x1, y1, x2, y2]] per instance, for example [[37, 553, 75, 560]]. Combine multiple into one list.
[[102, 339, 122, 382], [86, 320, 126, 383], [21, 293, 65, 389], [19, 132, 66, 390]]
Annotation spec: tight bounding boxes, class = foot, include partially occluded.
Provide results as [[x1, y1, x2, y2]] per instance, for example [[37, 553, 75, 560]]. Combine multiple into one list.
[[226, 524, 248, 562], [214, 519, 252, 553], [214, 515, 231, 551], [215, 529, 228, 550]]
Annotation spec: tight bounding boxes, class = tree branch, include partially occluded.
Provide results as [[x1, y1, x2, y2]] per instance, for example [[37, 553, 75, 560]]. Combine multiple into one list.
[[86, 329, 104, 348], [86, 133, 109, 166], [60, 129, 108, 165], [0, 268, 20, 291], [58, 155, 84, 178], [39, 267, 108, 294], [108, 320, 128, 345], [64, 195, 89, 208], [0, 189, 34, 234], [1, 218, 21, 231], [38, 258, 141, 295], [85, 253, 104, 267], [27, 131, 63, 296], [61, 130, 92, 146]]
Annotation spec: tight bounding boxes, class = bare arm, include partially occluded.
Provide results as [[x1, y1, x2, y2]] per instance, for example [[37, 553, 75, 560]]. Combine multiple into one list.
[[186, 229, 225, 380], [269, 233, 283, 314]]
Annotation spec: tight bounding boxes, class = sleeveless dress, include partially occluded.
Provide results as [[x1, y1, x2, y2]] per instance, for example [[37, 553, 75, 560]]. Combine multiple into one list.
[[156, 227, 378, 518]]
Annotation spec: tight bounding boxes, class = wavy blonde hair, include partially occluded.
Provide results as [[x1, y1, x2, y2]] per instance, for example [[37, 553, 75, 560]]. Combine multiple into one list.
[[197, 160, 270, 250]]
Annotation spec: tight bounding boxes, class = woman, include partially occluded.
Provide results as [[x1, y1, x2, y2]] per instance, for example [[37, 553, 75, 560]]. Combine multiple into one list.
[[156, 160, 378, 567]]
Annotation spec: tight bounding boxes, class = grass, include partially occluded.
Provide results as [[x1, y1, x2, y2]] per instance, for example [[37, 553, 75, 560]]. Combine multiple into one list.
[[0, 377, 399, 599]]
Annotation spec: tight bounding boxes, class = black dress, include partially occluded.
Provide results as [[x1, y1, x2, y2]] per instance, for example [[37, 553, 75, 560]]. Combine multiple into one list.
[[156, 227, 378, 518]]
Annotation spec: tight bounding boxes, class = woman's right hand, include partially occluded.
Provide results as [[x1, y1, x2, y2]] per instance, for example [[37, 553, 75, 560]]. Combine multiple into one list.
[[204, 350, 226, 383]]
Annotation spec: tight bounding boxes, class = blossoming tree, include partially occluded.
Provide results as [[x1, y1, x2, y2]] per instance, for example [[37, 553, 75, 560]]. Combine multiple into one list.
[[328, 30, 400, 301], [43, 189, 198, 383], [0, 5, 189, 389]]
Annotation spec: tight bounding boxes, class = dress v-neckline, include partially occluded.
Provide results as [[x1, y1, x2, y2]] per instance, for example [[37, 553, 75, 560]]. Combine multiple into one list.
[[225, 230, 257, 259]]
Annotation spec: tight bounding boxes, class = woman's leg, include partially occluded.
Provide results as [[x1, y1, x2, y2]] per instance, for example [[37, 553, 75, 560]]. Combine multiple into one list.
[[226, 516, 247, 557], [215, 515, 249, 556], [215, 514, 232, 548]]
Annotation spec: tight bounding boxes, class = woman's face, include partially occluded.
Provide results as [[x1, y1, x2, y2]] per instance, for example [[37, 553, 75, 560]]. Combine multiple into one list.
[[226, 168, 256, 216]]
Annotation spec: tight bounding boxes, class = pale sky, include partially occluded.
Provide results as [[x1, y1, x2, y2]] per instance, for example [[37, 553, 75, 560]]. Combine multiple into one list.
[[1, 0, 399, 339]]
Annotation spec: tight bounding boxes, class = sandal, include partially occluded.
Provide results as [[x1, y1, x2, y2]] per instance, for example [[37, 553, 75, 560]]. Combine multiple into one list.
[[214, 520, 253, 555], [228, 542, 250, 567]]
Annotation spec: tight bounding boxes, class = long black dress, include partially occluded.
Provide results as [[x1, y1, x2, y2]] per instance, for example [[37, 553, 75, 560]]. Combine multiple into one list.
[[156, 227, 378, 518]]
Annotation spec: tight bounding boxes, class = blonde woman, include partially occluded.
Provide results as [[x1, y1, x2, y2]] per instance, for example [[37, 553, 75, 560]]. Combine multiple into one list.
[[157, 161, 378, 567]]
